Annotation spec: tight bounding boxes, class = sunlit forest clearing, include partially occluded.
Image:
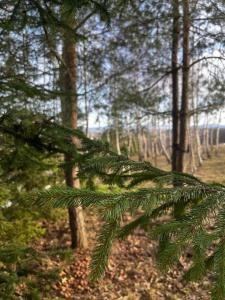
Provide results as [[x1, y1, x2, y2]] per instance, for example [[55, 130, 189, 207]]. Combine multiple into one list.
[[2, 1, 225, 300]]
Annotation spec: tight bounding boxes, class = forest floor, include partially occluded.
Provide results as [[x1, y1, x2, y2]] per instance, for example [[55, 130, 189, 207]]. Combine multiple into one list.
[[31, 149, 225, 300]]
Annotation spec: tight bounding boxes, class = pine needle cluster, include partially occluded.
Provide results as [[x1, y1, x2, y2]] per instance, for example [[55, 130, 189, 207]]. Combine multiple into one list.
[[5, 110, 225, 299]]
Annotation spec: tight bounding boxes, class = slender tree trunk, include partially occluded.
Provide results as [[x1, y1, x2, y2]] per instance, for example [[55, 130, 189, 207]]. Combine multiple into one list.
[[154, 142, 158, 167], [107, 116, 111, 144], [142, 130, 148, 160], [171, 0, 180, 171], [136, 112, 144, 161], [168, 120, 172, 157], [177, 0, 190, 172], [196, 125, 203, 166], [127, 115, 133, 157], [146, 117, 152, 159], [128, 131, 133, 157], [115, 114, 121, 155], [210, 126, 214, 153], [194, 63, 203, 166], [157, 117, 171, 164], [159, 128, 171, 164], [194, 83, 203, 166], [189, 120, 197, 173], [60, 11, 87, 249], [203, 112, 211, 158], [83, 42, 89, 136], [189, 64, 198, 172], [216, 110, 222, 155]]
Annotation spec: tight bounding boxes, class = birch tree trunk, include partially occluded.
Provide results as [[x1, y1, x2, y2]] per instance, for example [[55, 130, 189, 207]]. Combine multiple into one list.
[[190, 63, 200, 171], [142, 129, 148, 160], [146, 117, 152, 159], [127, 114, 133, 157], [106, 115, 111, 144], [216, 110, 222, 156], [203, 112, 211, 158], [136, 112, 144, 161], [210, 126, 214, 154], [188, 121, 197, 173], [194, 64, 203, 166], [158, 118, 171, 164], [115, 114, 121, 155]]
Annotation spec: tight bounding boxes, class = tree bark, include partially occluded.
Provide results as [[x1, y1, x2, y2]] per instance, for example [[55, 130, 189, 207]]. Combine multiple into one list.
[[106, 117, 111, 144], [146, 117, 152, 159], [194, 63, 203, 166], [210, 126, 214, 153], [83, 42, 89, 136], [60, 12, 87, 249], [177, 0, 190, 172], [127, 115, 133, 157], [189, 63, 199, 172], [159, 127, 171, 164], [216, 110, 222, 155], [115, 114, 121, 155], [189, 121, 197, 173], [171, 0, 180, 171], [142, 129, 148, 160], [157, 116, 171, 164], [136, 111, 144, 161], [203, 112, 211, 158]]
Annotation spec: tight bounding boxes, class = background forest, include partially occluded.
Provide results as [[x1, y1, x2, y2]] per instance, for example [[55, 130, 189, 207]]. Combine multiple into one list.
[[1, 0, 225, 299]]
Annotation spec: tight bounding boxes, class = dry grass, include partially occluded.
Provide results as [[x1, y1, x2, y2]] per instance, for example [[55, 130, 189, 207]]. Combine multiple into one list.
[[195, 148, 225, 184], [148, 145, 225, 185]]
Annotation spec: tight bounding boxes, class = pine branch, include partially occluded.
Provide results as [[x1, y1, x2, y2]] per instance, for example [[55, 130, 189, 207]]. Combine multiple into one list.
[[12, 109, 225, 298], [89, 220, 119, 280]]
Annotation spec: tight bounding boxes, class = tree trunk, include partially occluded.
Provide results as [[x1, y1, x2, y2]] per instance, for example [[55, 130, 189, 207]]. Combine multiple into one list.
[[158, 117, 171, 164], [171, 0, 180, 171], [210, 126, 214, 153], [115, 114, 121, 155], [177, 0, 190, 172], [203, 112, 211, 159], [106, 119, 111, 144], [83, 42, 89, 136], [60, 12, 87, 249], [159, 128, 171, 164], [128, 131, 133, 157], [194, 63, 203, 166], [216, 110, 222, 156], [168, 120, 172, 157], [136, 112, 144, 161], [189, 121, 197, 173], [196, 125, 203, 166], [142, 130, 148, 160], [189, 63, 199, 172], [146, 117, 152, 159], [127, 115, 133, 157]]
